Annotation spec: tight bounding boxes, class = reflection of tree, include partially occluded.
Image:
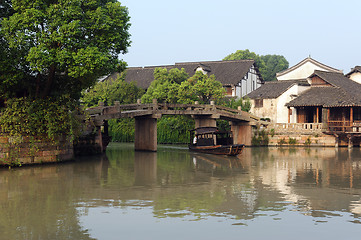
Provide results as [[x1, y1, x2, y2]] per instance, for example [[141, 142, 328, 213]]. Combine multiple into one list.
[[0, 165, 96, 240]]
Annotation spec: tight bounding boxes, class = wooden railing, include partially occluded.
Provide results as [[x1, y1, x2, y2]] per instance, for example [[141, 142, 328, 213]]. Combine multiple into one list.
[[328, 121, 361, 133]]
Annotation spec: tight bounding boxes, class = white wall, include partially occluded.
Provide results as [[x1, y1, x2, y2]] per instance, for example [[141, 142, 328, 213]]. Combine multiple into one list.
[[349, 72, 361, 84], [249, 84, 310, 123], [238, 65, 261, 98], [276, 84, 310, 123], [278, 61, 334, 81]]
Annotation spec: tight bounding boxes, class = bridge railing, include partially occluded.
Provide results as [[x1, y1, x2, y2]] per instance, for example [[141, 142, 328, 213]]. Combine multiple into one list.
[[88, 101, 245, 115], [84, 101, 266, 126]]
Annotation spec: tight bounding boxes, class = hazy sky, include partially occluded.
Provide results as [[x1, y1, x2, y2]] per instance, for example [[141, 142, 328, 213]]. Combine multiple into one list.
[[120, 0, 361, 73]]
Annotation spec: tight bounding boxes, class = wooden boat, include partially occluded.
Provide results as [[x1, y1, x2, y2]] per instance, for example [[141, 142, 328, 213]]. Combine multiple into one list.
[[188, 127, 244, 156]]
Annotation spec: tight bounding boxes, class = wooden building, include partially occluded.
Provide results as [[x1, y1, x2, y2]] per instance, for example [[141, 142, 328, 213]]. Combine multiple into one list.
[[286, 70, 361, 135], [247, 57, 341, 123]]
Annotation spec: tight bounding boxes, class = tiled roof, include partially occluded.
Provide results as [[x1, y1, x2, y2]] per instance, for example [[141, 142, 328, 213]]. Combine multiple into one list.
[[287, 71, 361, 107], [103, 60, 261, 89], [246, 80, 309, 99], [286, 87, 354, 107]]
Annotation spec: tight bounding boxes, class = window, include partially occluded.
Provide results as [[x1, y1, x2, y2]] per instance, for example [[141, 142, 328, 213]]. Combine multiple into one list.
[[255, 99, 263, 108]]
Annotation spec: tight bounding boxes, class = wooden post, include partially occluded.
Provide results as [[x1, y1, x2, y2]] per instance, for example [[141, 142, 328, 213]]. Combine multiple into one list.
[[350, 107, 353, 132], [288, 107, 291, 123], [316, 107, 319, 123], [327, 108, 330, 130]]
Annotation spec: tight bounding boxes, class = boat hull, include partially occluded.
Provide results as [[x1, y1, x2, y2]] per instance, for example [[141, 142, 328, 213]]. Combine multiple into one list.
[[188, 144, 244, 156]]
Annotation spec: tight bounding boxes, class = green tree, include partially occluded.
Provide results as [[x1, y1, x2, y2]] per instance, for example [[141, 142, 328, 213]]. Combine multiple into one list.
[[141, 68, 189, 103], [223, 49, 289, 81], [81, 73, 144, 108], [221, 97, 251, 112], [178, 71, 225, 104], [81, 72, 144, 143], [0, 0, 131, 99], [223, 49, 265, 74], [261, 54, 289, 82]]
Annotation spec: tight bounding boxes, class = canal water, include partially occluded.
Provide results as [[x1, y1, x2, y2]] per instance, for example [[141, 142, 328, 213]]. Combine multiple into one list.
[[1, 143, 361, 240]]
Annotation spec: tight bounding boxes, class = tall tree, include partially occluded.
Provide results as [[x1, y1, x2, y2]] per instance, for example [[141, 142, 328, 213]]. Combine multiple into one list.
[[178, 71, 225, 104], [141, 68, 189, 104], [0, 0, 131, 99], [223, 49, 289, 81], [81, 73, 144, 108], [261, 54, 289, 82]]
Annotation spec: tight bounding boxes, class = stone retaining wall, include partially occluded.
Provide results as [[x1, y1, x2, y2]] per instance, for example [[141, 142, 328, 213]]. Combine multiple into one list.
[[267, 133, 338, 147], [0, 136, 74, 166]]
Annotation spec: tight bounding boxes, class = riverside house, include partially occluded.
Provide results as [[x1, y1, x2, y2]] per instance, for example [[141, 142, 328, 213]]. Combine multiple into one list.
[[247, 57, 361, 147], [286, 70, 361, 143], [104, 60, 264, 98], [247, 57, 342, 123]]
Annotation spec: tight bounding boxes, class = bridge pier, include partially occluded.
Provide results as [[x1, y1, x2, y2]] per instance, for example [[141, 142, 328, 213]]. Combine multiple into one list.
[[231, 121, 252, 146], [134, 116, 159, 151]]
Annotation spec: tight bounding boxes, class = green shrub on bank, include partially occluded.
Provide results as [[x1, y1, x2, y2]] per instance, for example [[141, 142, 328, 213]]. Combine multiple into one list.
[[109, 118, 135, 142], [109, 116, 194, 144], [0, 96, 80, 141], [252, 129, 269, 146], [157, 116, 194, 144]]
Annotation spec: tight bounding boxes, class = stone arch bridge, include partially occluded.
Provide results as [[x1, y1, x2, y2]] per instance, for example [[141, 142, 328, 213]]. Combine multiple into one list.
[[83, 100, 265, 152]]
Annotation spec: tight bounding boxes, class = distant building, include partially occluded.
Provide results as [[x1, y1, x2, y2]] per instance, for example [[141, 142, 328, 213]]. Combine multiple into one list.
[[247, 57, 342, 123], [276, 57, 342, 81], [346, 66, 361, 84], [104, 60, 264, 98]]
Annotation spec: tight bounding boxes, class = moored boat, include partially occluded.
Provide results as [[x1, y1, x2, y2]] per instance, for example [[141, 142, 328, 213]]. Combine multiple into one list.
[[188, 127, 244, 156]]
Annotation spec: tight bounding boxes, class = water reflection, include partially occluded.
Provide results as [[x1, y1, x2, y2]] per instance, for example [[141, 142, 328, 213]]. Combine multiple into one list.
[[1, 144, 361, 239]]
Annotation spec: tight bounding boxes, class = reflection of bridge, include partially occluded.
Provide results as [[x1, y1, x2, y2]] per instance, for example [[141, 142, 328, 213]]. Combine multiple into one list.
[[85, 100, 265, 151]]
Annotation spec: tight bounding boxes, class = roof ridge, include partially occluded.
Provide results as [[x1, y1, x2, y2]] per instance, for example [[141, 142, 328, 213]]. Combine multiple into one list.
[[276, 57, 341, 77], [175, 59, 254, 65]]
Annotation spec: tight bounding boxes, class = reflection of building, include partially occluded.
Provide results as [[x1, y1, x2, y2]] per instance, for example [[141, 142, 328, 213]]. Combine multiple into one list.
[[253, 148, 361, 216]]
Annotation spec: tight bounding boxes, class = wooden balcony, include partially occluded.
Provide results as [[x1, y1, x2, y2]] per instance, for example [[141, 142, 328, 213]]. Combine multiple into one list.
[[328, 121, 361, 133]]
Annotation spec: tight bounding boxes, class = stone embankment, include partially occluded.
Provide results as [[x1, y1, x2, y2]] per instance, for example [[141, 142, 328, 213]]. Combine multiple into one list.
[[0, 136, 74, 166], [261, 123, 348, 147]]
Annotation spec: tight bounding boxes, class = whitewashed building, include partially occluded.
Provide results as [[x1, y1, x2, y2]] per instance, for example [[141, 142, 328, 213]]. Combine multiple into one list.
[[247, 57, 342, 123]]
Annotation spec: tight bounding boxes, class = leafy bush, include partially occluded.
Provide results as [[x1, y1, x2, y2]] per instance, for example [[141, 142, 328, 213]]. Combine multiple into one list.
[[81, 73, 144, 108], [0, 96, 80, 141], [109, 116, 195, 144], [157, 116, 194, 144], [221, 97, 251, 112], [304, 137, 311, 146], [252, 129, 269, 146], [288, 138, 297, 145], [109, 118, 135, 142], [278, 138, 287, 145]]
